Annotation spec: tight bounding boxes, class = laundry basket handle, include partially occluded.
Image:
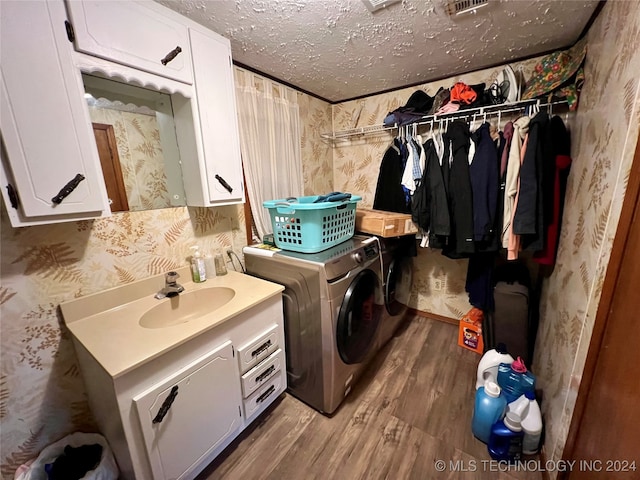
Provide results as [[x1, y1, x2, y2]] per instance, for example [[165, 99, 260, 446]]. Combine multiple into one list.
[[275, 203, 296, 214]]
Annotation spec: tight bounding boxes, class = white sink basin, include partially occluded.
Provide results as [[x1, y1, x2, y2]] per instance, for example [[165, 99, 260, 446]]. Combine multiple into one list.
[[139, 287, 236, 329]]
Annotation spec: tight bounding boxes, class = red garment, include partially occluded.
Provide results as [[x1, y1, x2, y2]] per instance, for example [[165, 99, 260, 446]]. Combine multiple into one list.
[[450, 82, 477, 105], [534, 154, 572, 265]]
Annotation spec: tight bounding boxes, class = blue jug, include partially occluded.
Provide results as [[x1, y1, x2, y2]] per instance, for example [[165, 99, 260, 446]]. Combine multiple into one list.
[[472, 381, 507, 443], [488, 412, 524, 462], [497, 356, 535, 403]]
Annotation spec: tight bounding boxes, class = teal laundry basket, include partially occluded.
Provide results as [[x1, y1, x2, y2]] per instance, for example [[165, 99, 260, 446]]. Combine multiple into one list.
[[263, 195, 362, 253]]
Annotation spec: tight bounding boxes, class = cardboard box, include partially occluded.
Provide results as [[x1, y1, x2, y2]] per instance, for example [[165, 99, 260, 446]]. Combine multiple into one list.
[[355, 208, 418, 237], [458, 307, 485, 355]]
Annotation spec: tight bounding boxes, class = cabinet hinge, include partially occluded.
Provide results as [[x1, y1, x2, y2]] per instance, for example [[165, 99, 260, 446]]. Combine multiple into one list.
[[5, 184, 19, 209], [64, 20, 75, 42], [238, 405, 242, 417]]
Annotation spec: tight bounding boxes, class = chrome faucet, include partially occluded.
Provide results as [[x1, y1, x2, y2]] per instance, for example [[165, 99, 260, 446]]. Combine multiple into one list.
[[157, 271, 184, 298]]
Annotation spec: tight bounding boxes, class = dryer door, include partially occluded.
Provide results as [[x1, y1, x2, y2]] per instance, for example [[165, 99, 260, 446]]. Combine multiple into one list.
[[336, 269, 381, 364], [385, 255, 413, 316]]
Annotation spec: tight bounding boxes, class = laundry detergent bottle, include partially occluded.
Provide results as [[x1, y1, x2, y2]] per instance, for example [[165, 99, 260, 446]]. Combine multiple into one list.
[[497, 356, 535, 403], [488, 412, 524, 462], [507, 390, 543, 454], [472, 380, 507, 444], [475, 343, 514, 389]]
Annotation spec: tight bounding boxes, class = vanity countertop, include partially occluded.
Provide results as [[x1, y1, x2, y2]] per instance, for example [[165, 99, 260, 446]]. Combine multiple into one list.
[[60, 269, 283, 378]]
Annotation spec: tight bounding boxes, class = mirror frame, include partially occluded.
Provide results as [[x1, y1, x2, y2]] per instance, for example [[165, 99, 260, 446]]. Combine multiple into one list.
[[72, 51, 198, 211]]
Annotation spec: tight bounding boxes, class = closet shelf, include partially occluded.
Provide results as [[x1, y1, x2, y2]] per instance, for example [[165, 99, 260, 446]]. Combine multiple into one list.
[[321, 98, 568, 143]]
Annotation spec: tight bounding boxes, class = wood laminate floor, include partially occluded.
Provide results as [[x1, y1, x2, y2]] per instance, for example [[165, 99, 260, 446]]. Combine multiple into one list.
[[196, 317, 542, 480]]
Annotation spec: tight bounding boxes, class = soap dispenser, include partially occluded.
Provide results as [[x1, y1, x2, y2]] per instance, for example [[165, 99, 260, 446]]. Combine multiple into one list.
[[190, 246, 207, 283]]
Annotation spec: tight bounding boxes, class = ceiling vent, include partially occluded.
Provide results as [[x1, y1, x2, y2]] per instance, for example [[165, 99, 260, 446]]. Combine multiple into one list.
[[361, 0, 402, 13], [446, 0, 489, 16]]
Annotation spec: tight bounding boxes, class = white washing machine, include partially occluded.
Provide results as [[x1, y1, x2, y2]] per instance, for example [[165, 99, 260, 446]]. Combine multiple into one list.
[[243, 235, 384, 415]]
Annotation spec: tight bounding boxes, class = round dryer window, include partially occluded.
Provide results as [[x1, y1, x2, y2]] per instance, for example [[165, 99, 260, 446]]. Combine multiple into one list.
[[385, 255, 413, 316], [336, 269, 380, 364]]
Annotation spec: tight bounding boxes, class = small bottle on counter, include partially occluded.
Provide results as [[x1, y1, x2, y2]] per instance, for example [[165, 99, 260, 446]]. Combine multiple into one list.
[[190, 246, 207, 282], [204, 252, 216, 279], [214, 253, 227, 276]]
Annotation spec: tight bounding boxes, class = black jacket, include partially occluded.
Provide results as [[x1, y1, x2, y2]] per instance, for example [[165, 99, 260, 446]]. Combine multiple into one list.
[[470, 122, 499, 242], [411, 139, 450, 237], [513, 112, 549, 237], [443, 121, 475, 258], [374, 139, 411, 213]]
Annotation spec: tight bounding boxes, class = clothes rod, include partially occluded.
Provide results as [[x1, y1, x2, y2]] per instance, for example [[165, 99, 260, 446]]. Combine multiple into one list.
[[321, 99, 569, 142]]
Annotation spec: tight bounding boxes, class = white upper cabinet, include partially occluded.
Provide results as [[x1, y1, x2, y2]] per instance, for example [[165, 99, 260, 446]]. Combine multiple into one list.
[[0, 0, 111, 226], [1, 0, 244, 227], [65, 1, 193, 84], [183, 28, 245, 206]]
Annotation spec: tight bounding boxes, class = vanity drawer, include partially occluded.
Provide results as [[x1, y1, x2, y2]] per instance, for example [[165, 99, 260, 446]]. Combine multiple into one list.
[[241, 349, 284, 398], [237, 324, 279, 374], [243, 369, 284, 422]]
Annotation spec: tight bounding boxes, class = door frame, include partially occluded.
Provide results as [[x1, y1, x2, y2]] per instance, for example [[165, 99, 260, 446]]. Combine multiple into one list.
[[559, 132, 640, 477]]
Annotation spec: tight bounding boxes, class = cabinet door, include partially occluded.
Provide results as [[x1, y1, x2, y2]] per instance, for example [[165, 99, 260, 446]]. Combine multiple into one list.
[[65, 1, 193, 84], [134, 341, 242, 480], [0, 1, 110, 226], [189, 28, 245, 206]]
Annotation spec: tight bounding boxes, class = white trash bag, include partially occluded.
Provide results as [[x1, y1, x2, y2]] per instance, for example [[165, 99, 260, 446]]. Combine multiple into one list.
[[14, 432, 118, 480]]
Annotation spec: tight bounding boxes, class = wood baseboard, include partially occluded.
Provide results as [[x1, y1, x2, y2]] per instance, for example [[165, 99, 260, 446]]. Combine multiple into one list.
[[408, 308, 459, 325]]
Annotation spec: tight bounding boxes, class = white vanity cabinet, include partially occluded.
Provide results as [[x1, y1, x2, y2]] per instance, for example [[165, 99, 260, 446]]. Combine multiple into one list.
[[65, 1, 193, 84], [0, 0, 111, 227], [133, 341, 242, 480], [62, 272, 286, 480]]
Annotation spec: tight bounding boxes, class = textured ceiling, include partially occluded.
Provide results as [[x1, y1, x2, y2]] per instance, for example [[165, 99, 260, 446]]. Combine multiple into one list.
[[157, 0, 600, 103]]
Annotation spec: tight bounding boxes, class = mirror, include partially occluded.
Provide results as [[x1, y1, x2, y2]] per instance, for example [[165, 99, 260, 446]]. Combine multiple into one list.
[[82, 74, 187, 212]]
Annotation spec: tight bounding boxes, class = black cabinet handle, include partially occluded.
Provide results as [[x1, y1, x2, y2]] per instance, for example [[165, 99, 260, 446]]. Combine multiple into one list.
[[51, 174, 85, 204], [161, 46, 182, 66], [255, 365, 276, 383], [251, 340, 272, 358], [215, 174, 233, 193], [256, 385, 276, 404], [152, 385, 179, 424], [6, 184, 18, 209]]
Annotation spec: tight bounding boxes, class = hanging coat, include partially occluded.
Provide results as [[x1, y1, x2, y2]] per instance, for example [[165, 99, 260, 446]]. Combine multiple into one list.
[[512, 112, 548, 238], [443, 121, 475, 258], [469, 122, 499, 242], [411, 139, 450, 238], [374, 138, 411, 213], [502, 116, 530, 247], [534, 115, 572, 265]]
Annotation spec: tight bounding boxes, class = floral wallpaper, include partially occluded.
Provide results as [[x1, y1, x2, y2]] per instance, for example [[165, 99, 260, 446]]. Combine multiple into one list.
[[0, 205, 247, 476], [88, 106, 173, 211], [299, 93, 334, 196], [531, 1, 640, 475]]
